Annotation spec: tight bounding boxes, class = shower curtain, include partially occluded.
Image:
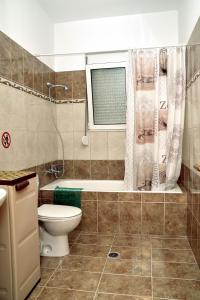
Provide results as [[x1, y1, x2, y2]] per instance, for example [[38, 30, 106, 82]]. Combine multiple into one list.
[[124, 47, 186, 191]]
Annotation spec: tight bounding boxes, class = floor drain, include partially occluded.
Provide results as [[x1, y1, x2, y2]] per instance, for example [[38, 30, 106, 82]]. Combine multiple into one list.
[[108, 252, 120, 258]]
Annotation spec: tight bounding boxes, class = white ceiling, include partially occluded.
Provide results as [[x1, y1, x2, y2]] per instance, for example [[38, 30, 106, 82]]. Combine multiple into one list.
[[38, 0, 181, 23]]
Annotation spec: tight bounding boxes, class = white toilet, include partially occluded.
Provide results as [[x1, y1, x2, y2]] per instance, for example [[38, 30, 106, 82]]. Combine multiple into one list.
[[38, 204, 82, 257]]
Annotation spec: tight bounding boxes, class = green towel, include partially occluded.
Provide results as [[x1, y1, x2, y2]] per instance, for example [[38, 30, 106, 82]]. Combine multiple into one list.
[[54, 187, 82, 208]]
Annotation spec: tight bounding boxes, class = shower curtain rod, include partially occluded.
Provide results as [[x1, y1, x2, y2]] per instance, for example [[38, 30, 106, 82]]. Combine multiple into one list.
[[34, 43, 200, 57]]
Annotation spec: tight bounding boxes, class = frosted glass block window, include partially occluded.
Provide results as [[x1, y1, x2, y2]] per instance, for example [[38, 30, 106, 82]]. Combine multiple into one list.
[[86, 62, 127, 130], [91, 68, 126, 125]]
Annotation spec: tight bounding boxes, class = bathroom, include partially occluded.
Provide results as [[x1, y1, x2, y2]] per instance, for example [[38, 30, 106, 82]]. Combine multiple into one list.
[[0, 0, 200, 299]]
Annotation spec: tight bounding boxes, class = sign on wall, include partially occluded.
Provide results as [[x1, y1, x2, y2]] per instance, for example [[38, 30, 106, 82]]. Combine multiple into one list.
[[2, 132, 11, 149]]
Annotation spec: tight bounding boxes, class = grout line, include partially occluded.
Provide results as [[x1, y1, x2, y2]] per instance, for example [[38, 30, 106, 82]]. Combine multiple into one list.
[[36, 259, 63, 299], [141, 200, 143, 235], [152, 260, 197, 264], [151, 234, 153, 299], [97, 195, 99, 233], [164, 193, 166, 235], [93, 234, 116, 300]]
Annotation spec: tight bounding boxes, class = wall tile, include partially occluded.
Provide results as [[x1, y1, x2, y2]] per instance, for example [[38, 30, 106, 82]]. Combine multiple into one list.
[[42, 65, 50, 96], [142, 193, 164, 203], [165, 204, 187, 236], [0, 31, 11, 79], [165, 193, 187, 204], [11, 42, 24, 85], [73, 103, 85, 131], [118, 192, 141, 202], [142, 203, 164, 235], [23, 50, 34, 89], [98, 192, 118, 201], [91, 160, 109, 180], [98, 201, 119, 233], [58, 132, 74, 160], [90, 131, 108, 160], [81, 201, 97, 233], [108, 132, 125, 160], [56, 103, 74, 132], [74, 160, 91, 179], [119, 202, 141, 234], [108, 160, 125, 180], [55, 71, 73, 100], [33, 57, 43, 94], [73, 71, 86, 99], [82, 192, 98, 201], [74, 131, 91, 160]]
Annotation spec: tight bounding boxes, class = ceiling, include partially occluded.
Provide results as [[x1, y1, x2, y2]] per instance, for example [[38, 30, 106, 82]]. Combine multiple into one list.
[[38, 0, 181, 23]]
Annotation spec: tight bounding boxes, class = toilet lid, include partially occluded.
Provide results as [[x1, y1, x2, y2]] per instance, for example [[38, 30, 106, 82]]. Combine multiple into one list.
[[38, 204, 82, 219]]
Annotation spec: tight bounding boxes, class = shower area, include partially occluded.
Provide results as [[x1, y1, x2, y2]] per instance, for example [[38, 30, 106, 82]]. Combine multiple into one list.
[[37, 46, 186, 193], [36, 45, 188, 238]]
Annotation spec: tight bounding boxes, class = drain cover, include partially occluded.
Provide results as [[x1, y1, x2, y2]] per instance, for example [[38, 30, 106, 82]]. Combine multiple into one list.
[[108, 252, 120, 258]]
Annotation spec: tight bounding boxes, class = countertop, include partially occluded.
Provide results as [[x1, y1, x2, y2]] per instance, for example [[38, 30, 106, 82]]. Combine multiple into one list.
[[0, 171, 36, 185]]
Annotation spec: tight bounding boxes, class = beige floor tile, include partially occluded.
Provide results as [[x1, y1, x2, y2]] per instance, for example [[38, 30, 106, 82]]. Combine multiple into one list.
[[151, 237, 190, 249], [47, 269, 101, 291], [39, 268, 55, 286], [40, 256, 62, 269], [61, 255, 106, 272], [104, 258, 151, 276], [111, 246, 151, 260], [98, 274, 152, 297], [152, 249, 196, 263], [113, 235, 151, 248], [38, 287, 94, 299], [70, 244, 110, 257], [96, 293, 152, 299], [152, 261, 200, 280], [153, 277, 200, 299], [26, 285, 43, 299], [76, 234, 114, 246]]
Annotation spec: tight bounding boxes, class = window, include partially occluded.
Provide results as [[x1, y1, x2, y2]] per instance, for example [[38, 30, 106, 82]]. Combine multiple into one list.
[[86, 62, 127, 130]]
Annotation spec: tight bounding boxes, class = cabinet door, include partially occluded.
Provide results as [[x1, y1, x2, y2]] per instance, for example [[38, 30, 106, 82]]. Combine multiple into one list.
[[0, 186, 13, 300], [9, 177, 40, 300]]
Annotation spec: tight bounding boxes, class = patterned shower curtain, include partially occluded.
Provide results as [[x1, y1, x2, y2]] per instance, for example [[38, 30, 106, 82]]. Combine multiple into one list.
[[124, 47, 186, 191]]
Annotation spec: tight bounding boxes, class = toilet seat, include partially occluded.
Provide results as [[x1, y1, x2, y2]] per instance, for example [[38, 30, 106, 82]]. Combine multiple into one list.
[[38, 204, 82, 221]]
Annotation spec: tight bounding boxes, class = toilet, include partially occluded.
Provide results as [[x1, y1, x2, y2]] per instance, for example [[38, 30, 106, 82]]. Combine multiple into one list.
[[38, 204, 82, 257]]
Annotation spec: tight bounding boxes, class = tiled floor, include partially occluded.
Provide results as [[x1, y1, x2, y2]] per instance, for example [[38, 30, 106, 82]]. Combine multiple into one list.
[[27, 233, 200, 300]]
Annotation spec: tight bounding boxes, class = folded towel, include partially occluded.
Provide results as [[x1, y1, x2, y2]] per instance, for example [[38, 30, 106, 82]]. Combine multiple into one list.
[[54, 187, 82, 208]]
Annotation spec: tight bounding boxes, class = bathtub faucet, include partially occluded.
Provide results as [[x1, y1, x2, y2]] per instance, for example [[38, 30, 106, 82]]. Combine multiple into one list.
[[45, 165, 63, 176]]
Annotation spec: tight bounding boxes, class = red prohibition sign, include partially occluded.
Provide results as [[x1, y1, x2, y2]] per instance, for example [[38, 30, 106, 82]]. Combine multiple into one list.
[[2, 132, 11, 148]]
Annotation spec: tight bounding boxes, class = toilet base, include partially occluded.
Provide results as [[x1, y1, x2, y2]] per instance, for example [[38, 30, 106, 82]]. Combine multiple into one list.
[[40, 227, 69, 257]]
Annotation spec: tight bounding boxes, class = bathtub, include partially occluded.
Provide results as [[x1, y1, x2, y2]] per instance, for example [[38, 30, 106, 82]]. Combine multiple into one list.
[[39, 179, 186, 236], [40, 179, 182, 193]]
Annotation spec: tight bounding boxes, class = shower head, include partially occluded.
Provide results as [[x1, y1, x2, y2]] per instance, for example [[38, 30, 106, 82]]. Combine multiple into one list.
[[47, 82, 68, 91]]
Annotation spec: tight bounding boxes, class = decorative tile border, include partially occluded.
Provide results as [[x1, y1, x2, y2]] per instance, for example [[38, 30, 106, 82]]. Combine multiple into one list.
[[0, 76, 55, 102], [56, 99, 86, 104], [0, 76, 86, 104]]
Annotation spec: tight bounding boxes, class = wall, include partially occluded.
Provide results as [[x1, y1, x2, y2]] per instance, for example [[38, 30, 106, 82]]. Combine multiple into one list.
[[0, 0, 54, 57], [0, 31, 57, 187], [55, 70, 125, 169], [0, 84, 57, 171], [181, 17, 200, 267], [179, 0, 200, 43], [54, 10, 178, 71]]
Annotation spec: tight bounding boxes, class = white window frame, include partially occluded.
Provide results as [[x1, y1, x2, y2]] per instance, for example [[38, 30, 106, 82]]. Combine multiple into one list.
[[86, 62, 127, 131]]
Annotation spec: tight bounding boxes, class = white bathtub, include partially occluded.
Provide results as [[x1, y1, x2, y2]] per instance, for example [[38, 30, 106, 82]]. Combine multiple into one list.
[[40, 179, 182, 193]]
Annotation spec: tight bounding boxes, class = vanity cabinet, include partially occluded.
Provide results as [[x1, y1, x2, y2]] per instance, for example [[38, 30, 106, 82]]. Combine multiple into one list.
[[0, 172, 40, 300]]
